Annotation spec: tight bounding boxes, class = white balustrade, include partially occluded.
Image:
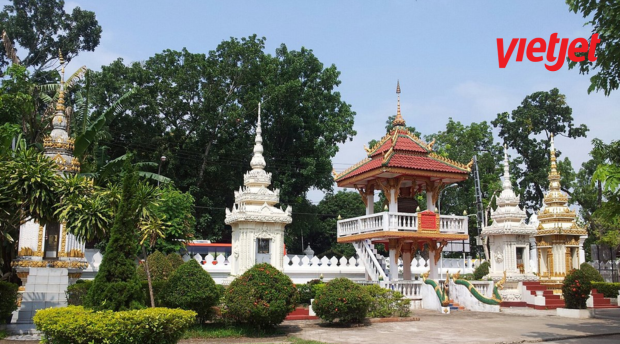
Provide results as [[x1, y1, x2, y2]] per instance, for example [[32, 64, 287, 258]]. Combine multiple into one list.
[[338, 212, 468, 238]]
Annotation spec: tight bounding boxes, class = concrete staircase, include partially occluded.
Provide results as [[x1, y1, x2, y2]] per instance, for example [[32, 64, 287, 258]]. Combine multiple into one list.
[[448, 300, 465, 311], [285, 307, 318, 320], [590, 289, 619, 309], [14, 268, 69, 324], [522, 281, 565, 310]]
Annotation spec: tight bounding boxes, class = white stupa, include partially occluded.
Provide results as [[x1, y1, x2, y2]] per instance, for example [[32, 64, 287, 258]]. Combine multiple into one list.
[[225, 103, 292, 276], [482, 145, 537, 282]]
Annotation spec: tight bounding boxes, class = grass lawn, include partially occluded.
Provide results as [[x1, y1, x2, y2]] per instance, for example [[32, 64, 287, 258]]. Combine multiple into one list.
[[183, 323, 284, 339]]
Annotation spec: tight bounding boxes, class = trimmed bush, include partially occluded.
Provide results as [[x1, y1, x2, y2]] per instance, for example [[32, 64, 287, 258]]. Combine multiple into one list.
[[161, 259, 220, 322], [592, 282, 620, 298], [141, 280, 167, 307], [312, 278, 371, 324], [0, 281, 18, 324], [224, 263, 298, 329], [473, 261, 491, 280], [365, 284, 411, 318], [167, 253, 185, 271], [562, 269, 590, 309], [34, 306, 195, 344], [85, 163, 144, 311], [66, 280, 92, 306], [579, 263, 605, 283], [137, 250, 173, 283]]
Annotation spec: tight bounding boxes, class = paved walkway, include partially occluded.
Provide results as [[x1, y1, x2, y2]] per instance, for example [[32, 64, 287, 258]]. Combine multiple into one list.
[[2, 308, 620, 344]]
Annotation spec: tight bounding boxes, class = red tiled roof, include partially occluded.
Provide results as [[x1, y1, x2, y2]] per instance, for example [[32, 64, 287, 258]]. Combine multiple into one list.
[[369, 131, 428, 157], [394, 136, 427, 152], [387, 154, 467, 174]]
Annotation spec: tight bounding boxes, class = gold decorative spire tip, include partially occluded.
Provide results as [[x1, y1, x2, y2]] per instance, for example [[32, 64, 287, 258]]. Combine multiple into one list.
[[392, 80, 406, 127]]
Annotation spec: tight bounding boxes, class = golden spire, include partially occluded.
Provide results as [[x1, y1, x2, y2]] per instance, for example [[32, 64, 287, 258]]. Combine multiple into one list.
[[548, 133, 561, 190], [392, 80, 406, 127], [56, 49, 66, 112]]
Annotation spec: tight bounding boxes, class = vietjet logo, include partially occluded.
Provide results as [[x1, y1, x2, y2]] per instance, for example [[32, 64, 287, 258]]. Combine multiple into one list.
[[497, 33, 600, 71]]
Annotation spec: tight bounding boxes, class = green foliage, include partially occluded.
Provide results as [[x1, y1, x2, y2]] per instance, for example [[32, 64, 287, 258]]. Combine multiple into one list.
[[85, 162, 144, 311], [153, 186, 196, 254], [137, 250, 173, 283], [33, 306, 195, 344], [297, 284, 314, 305], [590, 139, 620, 247], [0, 281, 18, 323], [224, 263, 298, 329], [562, 269, 591, 309], [66, 280, 92, 306], [166, 253, 185, 271], [182, 322, 283, 339], [89, 35, 356, 242], [567, 0, 620, 95], [473, 261, 491, 280], [579, 262, 605, 283], [364, 284, 411, 318], [591, 282, 620, 298], [0, 0, 101, 74], [492, 88, 588, 212], [161, 259, 220, 322], [140, 280, 166, 307], [312, 278, 371, 324]]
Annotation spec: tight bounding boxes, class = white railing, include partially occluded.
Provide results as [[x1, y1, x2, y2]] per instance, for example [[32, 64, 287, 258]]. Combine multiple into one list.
[[353, 240, 388, 282], [337, 212, 468, 238], [470, 281, 493, 297], [387, 280, 424, 299]]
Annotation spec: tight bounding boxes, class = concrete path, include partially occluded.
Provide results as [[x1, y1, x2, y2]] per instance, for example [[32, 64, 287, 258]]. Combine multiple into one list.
[[292, 308, 620, 344], [2, 308, 619, 344]]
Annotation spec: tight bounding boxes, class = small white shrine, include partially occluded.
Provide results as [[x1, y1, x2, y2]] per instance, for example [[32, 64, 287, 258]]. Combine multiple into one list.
[[482, 145, 537, 283], [11, 54, 87, 323], [225, 103, 292, 276], [534, 134, 587, 284]]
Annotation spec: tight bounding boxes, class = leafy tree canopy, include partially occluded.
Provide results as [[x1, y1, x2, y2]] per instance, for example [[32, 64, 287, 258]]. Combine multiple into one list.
[[492, 88, 588, 213], [567, 0, 620, 95], [87, 35, 356, 241], [0, 0, 101, 77]]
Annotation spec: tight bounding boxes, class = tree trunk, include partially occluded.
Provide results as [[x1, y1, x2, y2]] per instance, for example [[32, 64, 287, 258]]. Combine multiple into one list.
[[142, 245, 155, 308]]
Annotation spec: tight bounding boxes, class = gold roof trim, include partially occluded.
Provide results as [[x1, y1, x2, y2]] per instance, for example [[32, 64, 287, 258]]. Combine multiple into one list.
[[429, 152, 470, 171], [333, 157, 371, 180]]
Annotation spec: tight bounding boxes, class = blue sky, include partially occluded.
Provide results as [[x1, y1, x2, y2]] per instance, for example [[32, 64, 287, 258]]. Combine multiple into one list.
[[38, 1, 620, 201]]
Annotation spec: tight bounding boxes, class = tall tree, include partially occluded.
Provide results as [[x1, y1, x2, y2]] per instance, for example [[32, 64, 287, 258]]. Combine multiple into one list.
[[492, 88, 588, 213], [567, 0, 620, 95], [88, 36, 356, 241], [0, 0, 101, 78], [591, 139, 620, 248]]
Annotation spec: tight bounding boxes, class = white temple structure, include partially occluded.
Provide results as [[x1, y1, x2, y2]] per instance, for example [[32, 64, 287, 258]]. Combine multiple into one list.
[[11, 53, 87, 323], [534, 134, 587, 284], [481, 145, 537, 283], [225, 103, 292, 276]]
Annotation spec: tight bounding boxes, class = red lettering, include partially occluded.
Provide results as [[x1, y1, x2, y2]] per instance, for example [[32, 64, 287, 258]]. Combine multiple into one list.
[[545, 38, 569, 71], [527, 38, 546, 62], [589, 33, 600, 61], [547, 33, 560, 62], [497, 38, 519, 68], [516, 38, 527, 62], [568, 38, 588, 62]]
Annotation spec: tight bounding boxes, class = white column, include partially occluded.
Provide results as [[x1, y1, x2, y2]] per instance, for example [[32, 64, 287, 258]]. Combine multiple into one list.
[[529, 237, 538, 274], [426, 191, 434, 212], [579, 236, 587, 265], [366, 193, 374, 215], [389, 188, 398, 213], [428, 248, 438, 279], [388, 239, 399, 281]]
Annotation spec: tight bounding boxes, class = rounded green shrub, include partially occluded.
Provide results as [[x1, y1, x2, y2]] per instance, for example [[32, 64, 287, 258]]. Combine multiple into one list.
[[562, 268, 591, 309], [312, 278, 371, 324], [66, 280, 92, 306], [34, 306, 196, 344], [137, 250, 173, 283], [166, 253, 185, 271], [160, 259, 220, 322], [297, 284, 314, 304], [473, 261, 491, 280], [224, 263, 298, 329], [579, 263, 604, 283], [0, 281, 18, 324], [365, 284, 411, 318]]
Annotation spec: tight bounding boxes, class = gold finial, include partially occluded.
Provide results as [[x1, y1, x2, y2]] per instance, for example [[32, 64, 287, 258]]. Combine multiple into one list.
[[392, 80, 406, 127], [56, 49, 66, 112]]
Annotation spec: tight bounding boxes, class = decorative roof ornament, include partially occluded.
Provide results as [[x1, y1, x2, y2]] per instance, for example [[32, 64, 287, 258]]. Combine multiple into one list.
[[43, 50, 79, 174], [392, 80, 406, 127], [250, 102, 267, 171], [502, 144, 512, 191]]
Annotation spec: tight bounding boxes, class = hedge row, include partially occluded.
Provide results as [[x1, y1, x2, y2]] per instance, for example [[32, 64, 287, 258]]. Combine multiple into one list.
[[34, 306, 196, 344], [592, 282, 620, 298]]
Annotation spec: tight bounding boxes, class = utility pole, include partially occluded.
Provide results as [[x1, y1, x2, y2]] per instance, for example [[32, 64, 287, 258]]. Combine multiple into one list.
[[472, 155, 485, 259]]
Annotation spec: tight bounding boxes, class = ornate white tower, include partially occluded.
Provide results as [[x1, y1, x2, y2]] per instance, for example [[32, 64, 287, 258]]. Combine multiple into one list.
[[225, 103, 292, 276], [482, 145, 537, 282]]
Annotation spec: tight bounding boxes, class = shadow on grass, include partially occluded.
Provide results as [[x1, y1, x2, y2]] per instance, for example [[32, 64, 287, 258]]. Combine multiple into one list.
[[184, 322, 302, 339]]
